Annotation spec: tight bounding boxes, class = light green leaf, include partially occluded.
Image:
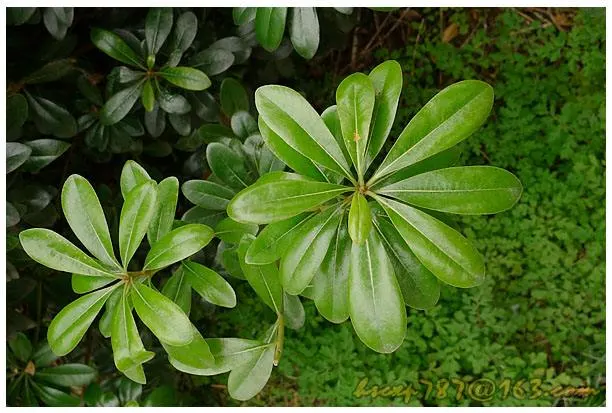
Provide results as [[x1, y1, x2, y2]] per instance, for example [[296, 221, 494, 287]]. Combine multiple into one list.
[[120, 160, 152, 199], [349, 228, 406, 353], [280, 206, 343, 295], [375, 196, 485, 288], [148, 177, 179, 244], [48, 284, 118, 356], [37, 364, 97, 387], [91, 28, 145, 69], [233, 7, 257, 25], [161, 267, 192, 315], [228, 172, 350, 224], [348, 193, 372, 245], [119, 181, 157, 269], [72, 274, 117, 294], [283, 293, 305, 330], [255, 7, 287, 52], [366, 60, 403, 167], [181, 206, 226, 227], [215, 217, 258, 244], [7, 142, 32, 174], [371, 80, 494, 184], [98, 288, 122, 338], [145, 7, 173, 55], [378, 166, 522, 215], [141, 79, 155, 112], [159, 67, 211, 91], [143, 224, 214, 271], [62, 174, 120, 269], [182, 179, 235, 211], [100, 80, 145, 125], [162, 325, 214, 373], [19, 228, 118, 277], [220, 78, 249, 116], [131, 282, 194, 346], [321, 105, 351, 166], [182, 260, 236, 308], [255, 85, 353, 181], [206, 142, 253, 190], [228, 341, 275, 401], [289, 8, 319, 59]]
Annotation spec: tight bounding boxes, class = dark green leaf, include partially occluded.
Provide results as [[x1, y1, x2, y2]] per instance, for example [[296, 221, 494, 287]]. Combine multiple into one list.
[[233, 7, 257, 25], [7, 94, 28, 138], [189, 48, 235, 76], [255, 7, 287, 52], [8, 332, 32, 362], [22, 58, 74, 85], [182, 179, 235, 211], [7, 142, 32, 173], [220, 78, 249, 116], [100, 80, 145, 125], [37, 364, 97, 387], [43, 8, 73, 40], [245, 212, 311, 264], [25, 93, 77, 138], [22, 139, 70, 172], [33, 383, 80, 407], [206, 141, 253, 190], [230, 111, 258, 139], [91, 28, 144, 68], [145, 7, 173, 55]]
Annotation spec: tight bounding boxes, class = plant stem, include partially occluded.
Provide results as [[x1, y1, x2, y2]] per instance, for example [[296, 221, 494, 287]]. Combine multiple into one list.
[[273, 314, 285, 367]]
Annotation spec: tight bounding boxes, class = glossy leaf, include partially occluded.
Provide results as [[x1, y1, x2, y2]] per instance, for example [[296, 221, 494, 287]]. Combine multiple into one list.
[[141, 79, 155, 112], [376, 196, 485, 288], [131, 282, 194, 346], [182, 260, 236, 308], [182, 180, 235, 211], [245, 212, 311, 264], [371, 80, 494, 184], [206, 142, 253, 190], [233, 7, 257, 25], [119, 181, 157, 269], [289, 8, 319, 59], [228, 342, 276, 401], [231, 111, 258, 139], [162, 326, 214, 373], [255, 7, 287, 52], [100, 80, 145, 125], [161, 267, 192, 315], [25, 93, 77, 138], [349, 228, 406, 353], [182, 207, 226, 227], [158, 89, 191, 114], [348, 193, 372, 244], [148, 177, 179, 244], [37, 364, 97, 387], [62, 174, 120, 269], [7, 142, 31, 173], [143, 224, 214, 271], [190, 48, 235, 76], [227, 172, 350, 224], [366, 60, 403, 167], [215, 217, 258, 244], [98, 288, 122, 339], [33, 383, 80, 407], [72, 274, 117, 294], [321, 105, 351, 165], [91, 28, 144, 68], [280, 206, 342, 295], [220, 78, 249, 116], [145, 8, 173, 55], [120, 160, 152, 199], [19, 229, 117, 277], [284, 293, 305, 330], [8, 332, 32, 362], [255, 85, 353, 180], [159, 67, 211, 91], [378, 166, 523, 215], [43, 7, 73, 40], [48, 284, 117, 356], [22, 58, 75, 85]]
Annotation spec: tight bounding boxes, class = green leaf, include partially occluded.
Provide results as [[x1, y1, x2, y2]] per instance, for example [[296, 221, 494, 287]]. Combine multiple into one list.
[[100, 80, 145, 125], [33, 383, 80, 407], [255, 7, 287, 52], [283, 293, 305, 330], [206, 142, 253, 190], [197, 123, 234, 143], [22, 139, 70, 172], [25, 93, 77, 138], [208, 36, 252, 65], [280, 206, 343, 295], [312, 211, 351, 323], [189, 48, 235, 76], [259, 117, 327, 181], [255, 85, 353, 181], [289, 8, 319, 59], [37, 364, 97, 387], [366, 60, 403, 167], [141, 79, 155, 112], [233, 7, 257, 25], [349, 228, 406, 353], [7, 142, 32, 173], [220, 78, 249, 116], [98, 288, 122, 339], [42, 7, 73, 40], [22, 58, 75, 85], [370, 80, 494, 184], [62, 174, 120, 269], [182, 179, 235, 211], [159, 67, 211, 91], [373, 214, 440, 310], [158, 88, 191, 114], [321, 105, 351, 165], [162, 326, 214, 374], [145, 7, 173, 55], [8, 332, 32, 362], [336, 72, 376, 179], [143, 224, 214, 271], [7, 94, 28, 138], [72, 274, 117, 294], [144, 103, 166, 137], [142, 386, 177, 407], [7, 7, 36, 25], [348, 193, 372, 244], [237, 237, 283, 313], [228, 341, 275, 401], [47, 284, 117, 356], [245, 212, 312, 265], [117, 378, 142, 405], [32, 343, 59, 367], [19, 228, 118, 277], [182, 260, 236, 308], [181, 207, 226, 227], [131, 282, 194, 346], [174, 338, 267, 375], [119, 181, 157, 269], [230, 111, 258, 139], [375, 196, 485, 288], [168, 11, 198, 55], [378, 166, 523, 215], [215, 217, 258, 244], [228, 172, 350, 224], [120, 160, 152, 199], [169, 113, 191, 136], [161, 267, 192, 315], [148, 177, 179, 244], [243, 134, 285, 176], [91, 28, 144, 69], [112, 290, 155, 384]]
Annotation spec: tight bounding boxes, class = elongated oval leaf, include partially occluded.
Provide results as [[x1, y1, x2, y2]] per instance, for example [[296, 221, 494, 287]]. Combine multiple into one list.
[[233, 7, 257, 25], [19, 229, 117, 277], [72, 273, 117, 294], [182, 260, 236, 308], [162, 326, 214, 373], [37, 364, 98, 387], [348, 193, 372, 244], [190, 48, 235, 76], [161, 267, 192, 315], [375, 196, 485, 287], [228, 172, 350, 224], [220, 78, 249, 116], [280, 206, 343, 295], [321, 105, 351, 165], [206, 142, 253, 190], [378, 166, 522, 215], [215, 217, 258, 244], [131, 282, 194, 346], [159, 67, 211, 91], [7, 142, 31, 173], [22, 139, 70, 172], [25, 93, 77, 138], [7, 94, 28, 138], [169, 11, 198, 55], [143, 224, 214, 271], [255, 7, 287, 52], [255, 85, 353, 180], [91, 28, 144, 68], [33, 383, 80, 407], [371, 80, 494, 184], [100, 80, 145, 125], [48, 284, 117, 356], [120, 160, 152, 199], [366, 60, 403, 167], [145, 8, 173, 55], [289, 8, 319, 59], [228, 342, 276, 401], [348, 229, 406, 353], [141, 79, 155, 112], [182, 180, 235, 211], [119, 181, 157, 269], [148, 177, 179, 244], [62, 174, 120, 269]]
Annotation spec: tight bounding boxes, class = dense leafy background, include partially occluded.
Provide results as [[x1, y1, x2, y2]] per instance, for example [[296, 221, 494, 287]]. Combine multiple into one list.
[[6, 7, 604, 407]]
